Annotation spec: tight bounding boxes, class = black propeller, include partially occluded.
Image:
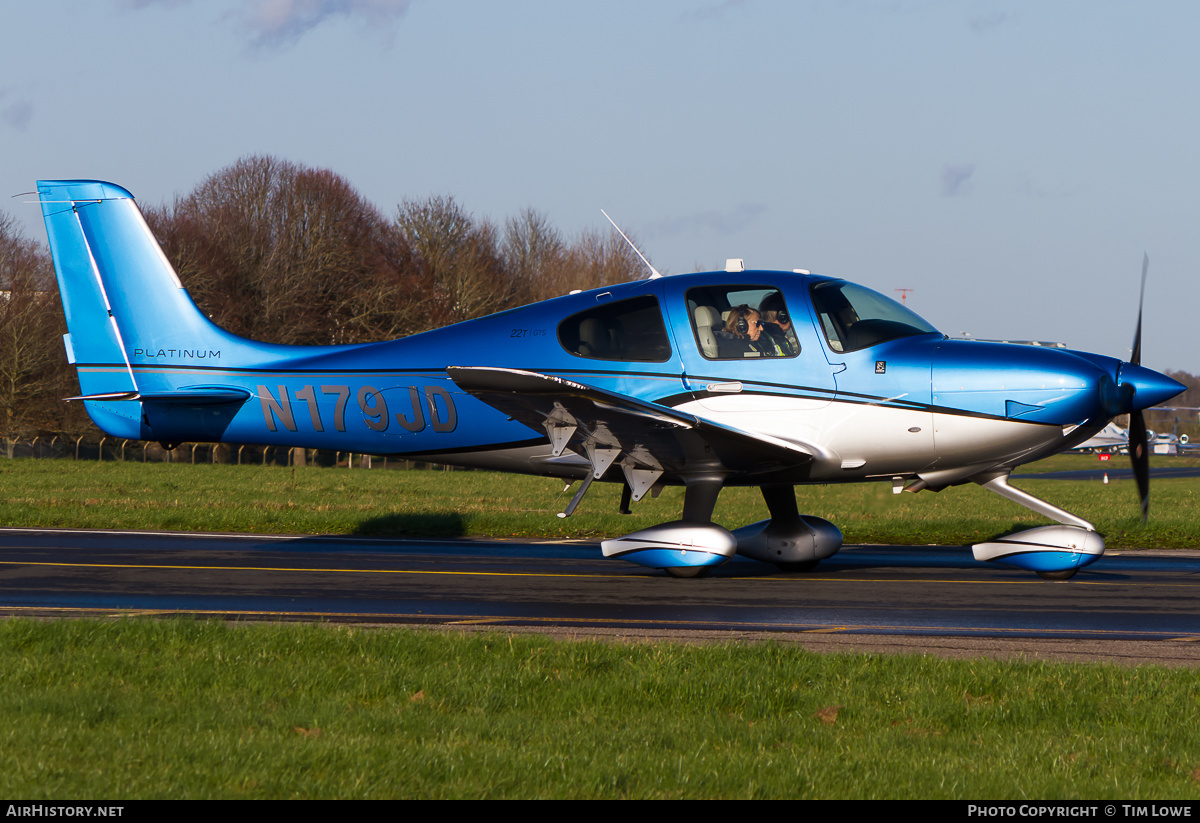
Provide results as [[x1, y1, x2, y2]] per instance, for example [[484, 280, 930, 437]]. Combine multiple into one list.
[[1128, 253, 1150, 523]]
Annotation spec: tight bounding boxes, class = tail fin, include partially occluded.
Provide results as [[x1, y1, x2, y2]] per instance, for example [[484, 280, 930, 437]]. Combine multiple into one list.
[[39, 180, 139, 398], [38, 180, 248, 399], [38, 180, 279, 439]]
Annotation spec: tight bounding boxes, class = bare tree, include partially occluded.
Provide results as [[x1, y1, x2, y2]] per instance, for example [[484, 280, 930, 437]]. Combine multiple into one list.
[[503, 207, 566, 304], [395, 195, 514, 327], [0, 212, 68, 454], [502, 211, 650, 302], [558, 226, 647, 293], [144, 157, 649, 346], [147, 156, 423, 345]]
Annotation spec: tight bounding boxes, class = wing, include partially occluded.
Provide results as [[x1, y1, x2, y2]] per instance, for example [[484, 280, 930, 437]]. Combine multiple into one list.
[[447, 366, 815, 499]]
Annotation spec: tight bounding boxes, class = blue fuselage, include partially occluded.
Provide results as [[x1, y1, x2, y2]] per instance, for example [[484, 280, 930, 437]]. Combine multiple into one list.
[[76, 270, 1179, 487]]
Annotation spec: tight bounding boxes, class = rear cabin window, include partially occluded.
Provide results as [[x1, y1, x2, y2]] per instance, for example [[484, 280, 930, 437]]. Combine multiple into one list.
[[557, 295, 672, 362], [686, 285, 800, 360]]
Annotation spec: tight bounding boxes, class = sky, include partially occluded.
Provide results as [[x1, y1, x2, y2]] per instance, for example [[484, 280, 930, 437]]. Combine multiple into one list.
[[1, 0, 1197, 373]]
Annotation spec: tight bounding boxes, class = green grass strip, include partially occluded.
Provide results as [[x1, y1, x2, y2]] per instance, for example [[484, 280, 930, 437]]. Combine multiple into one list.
[[1, 618, 1199, 799], [0, 455, 1197, 548]]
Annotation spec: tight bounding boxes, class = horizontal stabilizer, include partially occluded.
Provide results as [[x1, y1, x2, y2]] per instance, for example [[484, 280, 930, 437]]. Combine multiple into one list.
[[66, 386, 251, 405], [64, 391, 141, 403]]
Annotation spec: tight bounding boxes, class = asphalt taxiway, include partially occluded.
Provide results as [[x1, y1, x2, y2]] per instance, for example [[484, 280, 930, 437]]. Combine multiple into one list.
[[4, 527, 1200, 664]]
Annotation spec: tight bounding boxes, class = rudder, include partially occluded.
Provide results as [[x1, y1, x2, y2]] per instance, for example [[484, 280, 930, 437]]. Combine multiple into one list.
[[38, 180, 140, 398]]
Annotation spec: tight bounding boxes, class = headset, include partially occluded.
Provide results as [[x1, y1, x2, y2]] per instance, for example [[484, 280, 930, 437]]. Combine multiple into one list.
[[735, 308, 750, 335]]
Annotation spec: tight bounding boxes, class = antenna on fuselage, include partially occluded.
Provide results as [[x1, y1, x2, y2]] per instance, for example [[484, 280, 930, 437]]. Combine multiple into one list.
[[600, 209, 662, 279]]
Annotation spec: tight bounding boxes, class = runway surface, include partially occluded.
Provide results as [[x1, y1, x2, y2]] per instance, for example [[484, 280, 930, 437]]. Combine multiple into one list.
[[3, 527, 1200, 665]]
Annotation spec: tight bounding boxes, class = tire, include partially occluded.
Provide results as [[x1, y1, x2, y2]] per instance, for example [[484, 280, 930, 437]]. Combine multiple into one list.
[[1036, 569, 1078, 581], [664, 566, 711, 579], [775, 560, 820, 573]]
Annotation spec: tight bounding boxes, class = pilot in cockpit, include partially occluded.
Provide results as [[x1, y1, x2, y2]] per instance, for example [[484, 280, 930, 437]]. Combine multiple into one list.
[[758, 293, 799, 356]]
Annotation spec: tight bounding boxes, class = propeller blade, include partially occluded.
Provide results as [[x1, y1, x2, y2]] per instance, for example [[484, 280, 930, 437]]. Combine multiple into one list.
[[1126, 253, 1150, 521], [1131, 252, 1147, 366], [1129, 409, 1150, 523]]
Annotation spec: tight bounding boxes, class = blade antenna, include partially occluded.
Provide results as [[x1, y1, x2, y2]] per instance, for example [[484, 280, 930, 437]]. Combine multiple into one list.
[[600, 209, 661, 279]]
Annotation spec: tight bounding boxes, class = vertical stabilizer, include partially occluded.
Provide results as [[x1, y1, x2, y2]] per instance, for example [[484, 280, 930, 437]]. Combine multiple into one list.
[[38, 181, 140, 397], [37, 179, 243, 400]]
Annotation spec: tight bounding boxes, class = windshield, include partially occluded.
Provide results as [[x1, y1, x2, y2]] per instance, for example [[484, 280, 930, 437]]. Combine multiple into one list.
[[810, 281, 939, 353]]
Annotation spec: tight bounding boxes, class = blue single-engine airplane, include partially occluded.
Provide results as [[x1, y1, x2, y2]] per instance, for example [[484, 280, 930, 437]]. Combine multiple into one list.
[[35, 179, 1184, 579]]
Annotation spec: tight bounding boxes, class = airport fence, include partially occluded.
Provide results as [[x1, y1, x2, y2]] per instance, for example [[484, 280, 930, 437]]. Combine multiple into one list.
[[0, 435, 454, 470]]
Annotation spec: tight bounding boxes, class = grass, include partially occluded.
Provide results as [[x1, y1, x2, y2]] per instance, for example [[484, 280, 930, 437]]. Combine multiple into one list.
[[0, 453, 1197, 548], [2, 618, 1200, 799]]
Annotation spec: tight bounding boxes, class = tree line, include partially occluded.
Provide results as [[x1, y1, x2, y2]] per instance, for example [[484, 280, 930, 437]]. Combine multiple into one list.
[[0, 155, 645, 445]]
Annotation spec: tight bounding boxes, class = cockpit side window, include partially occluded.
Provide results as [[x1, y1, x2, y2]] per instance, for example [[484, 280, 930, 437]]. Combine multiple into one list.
[[557, 295, 672, 362], [686, 285, 800, 360], [809, 281, 938, 353]]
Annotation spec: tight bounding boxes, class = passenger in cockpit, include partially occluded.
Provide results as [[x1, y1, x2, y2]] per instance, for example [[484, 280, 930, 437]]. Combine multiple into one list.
[[717, 305, 775, 358]]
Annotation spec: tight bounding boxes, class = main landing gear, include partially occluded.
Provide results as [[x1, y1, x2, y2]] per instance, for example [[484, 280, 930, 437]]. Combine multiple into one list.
[[600, 479, 843, 577]]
